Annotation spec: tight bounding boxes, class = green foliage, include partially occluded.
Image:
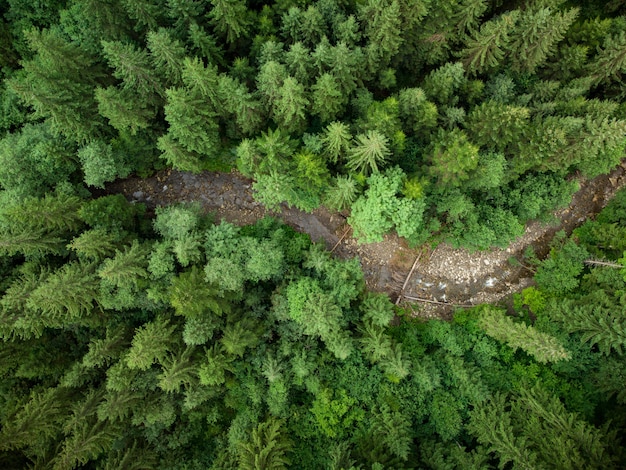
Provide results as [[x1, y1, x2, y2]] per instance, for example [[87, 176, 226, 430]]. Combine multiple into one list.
[[535, 238, 589, 295], [237, 418, 292, 470], [349, 167, 425, 243], [77, 140, 131, 188], [478, 306, 571, 364], [346, 130, 391, 175], [469, 386, 619, 470], [1, 2, 626, 468], [0, 123, 76, 199], [125, 315, 177, 370]]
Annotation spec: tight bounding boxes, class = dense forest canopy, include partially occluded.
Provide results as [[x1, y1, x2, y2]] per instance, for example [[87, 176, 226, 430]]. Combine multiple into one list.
[[1, 0, 626, 468], [1, 0, 626, 247]]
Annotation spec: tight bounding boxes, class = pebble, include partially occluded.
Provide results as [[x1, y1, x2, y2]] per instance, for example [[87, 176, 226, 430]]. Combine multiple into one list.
[[132, 191, 144, 200], [163, 185, 168, 191], [483, 259, 490, 265], [485, 278, 497, 287]]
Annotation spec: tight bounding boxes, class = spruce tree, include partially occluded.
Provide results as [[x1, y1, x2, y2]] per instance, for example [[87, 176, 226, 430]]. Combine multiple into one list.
[[311, 73, 345, 123], [101, 40, 163, 100], [478, 307, 570, 363], [147, 28, 186, 87], [346, 130, 391, 175], [208, 0, 251, 44], [237, 418, 293, 470], [125, 315, 177, 370], [508, 6, 579, 74], [273, 76, 309, 134], [588, 31, 626, 86], [461, 11, 520, 75]]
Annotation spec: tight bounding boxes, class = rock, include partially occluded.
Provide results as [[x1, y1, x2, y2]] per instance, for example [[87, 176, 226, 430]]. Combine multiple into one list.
[[483, 259, 490, 265], [132, 191, 144, 200], [162, 185, 168, 191]]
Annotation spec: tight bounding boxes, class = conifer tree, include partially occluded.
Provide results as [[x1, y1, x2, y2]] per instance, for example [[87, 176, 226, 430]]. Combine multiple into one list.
[[321, 121, 352, 163], [208, 0, 251, 43], [380, 342, 410, 382], [98, 241, 150, 287], [0, 228, 66, 257], [27, 262, 100, 322], [359, 0, 403, 71], [7, 28, 106, 141], [323, 175, 359, 211], [257, 61, 287, 111], [157, 133, 204, 173], [95, 85, 155, 135], [78, 140, 131, 188], [466, 100, 530, 152], [101, 40, 163, 100], [0, 388, 66, 456], [371, 404, 413, 461], [311, 73, 345, 123], [158, 345, 197, 393], [125, 315, 177, 370], [147, 28, 186, 86], [273, 76, 309, 134], [198, 344, 230, 386], [82, 325, 129, 368], [358, 320, 393, 363], [188, 22, 225, 65], [478, 307, 570, 363], [324, 42, 365, 95], [162, 86, 220, 157], [237, 418, 293, 470], [429, 129, 479, 186], [121, 0, 164, 32], [218, 75, 264, 136], [220, 320, 260, 357], [1, 192, 83, 234], [588, 31, 626, 86], [346, 130, 391, 175], [284, 42, 313, 85], [169, 266, 228, 319], [397, 87, 438, 134], [67, 228, 118, 262], [461, 11, 519, 75], [553, 303, 626, 356], [508, 6, 579, 74], [53, 420, 120, 470]]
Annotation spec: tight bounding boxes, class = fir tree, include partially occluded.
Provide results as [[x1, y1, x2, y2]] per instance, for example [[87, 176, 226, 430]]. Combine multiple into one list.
[[27, 262, 100, 322], [7, 28, 106, 141], [478, 306, 571, 363], [98, 241, 150, 287], [321, 121, 352, 163], [147, 28, 186, 86], [461, 11, 519, 75], [208, 0, 251, 44], [346, 130, 391, 175], [237, 418, 293, 470], [588, 31, 626, 86], [101, 40, 163, 99], [311, 73, 345, 123], [273, 76, 309, 134], [158, 345, 197, 393], [508, 6, 579, 74], [95, 85, 155, 135], [125, 315, 177, 370]]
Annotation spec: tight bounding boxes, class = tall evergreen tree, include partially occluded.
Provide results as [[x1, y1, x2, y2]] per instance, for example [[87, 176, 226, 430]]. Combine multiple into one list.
[[508, 6, 579, 73], [461, 11, 520, 75]]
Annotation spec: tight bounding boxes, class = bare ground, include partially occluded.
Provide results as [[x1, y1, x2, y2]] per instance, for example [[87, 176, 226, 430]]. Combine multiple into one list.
[[104, 162, 626, 319]]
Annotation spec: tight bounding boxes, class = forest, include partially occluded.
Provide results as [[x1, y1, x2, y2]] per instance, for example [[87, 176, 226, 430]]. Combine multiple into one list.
[[1, 0, 626, 468]]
